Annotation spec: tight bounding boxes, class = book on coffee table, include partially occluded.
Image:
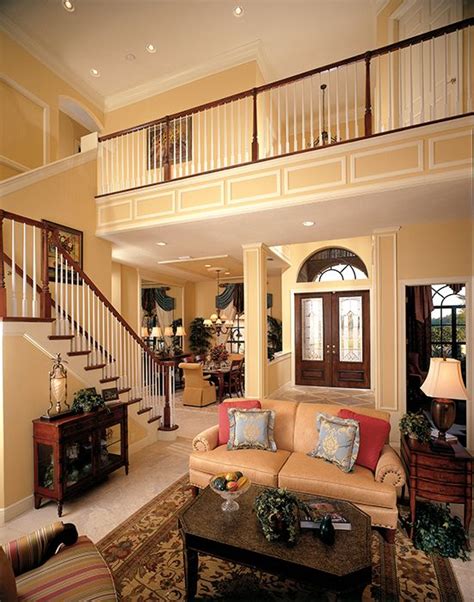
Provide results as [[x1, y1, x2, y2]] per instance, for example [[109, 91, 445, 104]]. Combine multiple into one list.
[[300, 501, 352, 531]]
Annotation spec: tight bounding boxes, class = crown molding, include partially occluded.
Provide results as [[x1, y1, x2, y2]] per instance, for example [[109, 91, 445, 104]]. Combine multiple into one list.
[[0, 11, 105, 112], [375, 0, 391, 15], [104, 39, 271, 112]]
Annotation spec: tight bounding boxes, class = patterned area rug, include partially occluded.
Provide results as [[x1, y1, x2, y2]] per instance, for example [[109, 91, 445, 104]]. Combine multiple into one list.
[[98, 476, 462, 601]]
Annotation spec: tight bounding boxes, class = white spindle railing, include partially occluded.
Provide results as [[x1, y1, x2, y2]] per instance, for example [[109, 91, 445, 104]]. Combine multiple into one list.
[[0, 213, 177, 430], [96, 20, 472, 197]]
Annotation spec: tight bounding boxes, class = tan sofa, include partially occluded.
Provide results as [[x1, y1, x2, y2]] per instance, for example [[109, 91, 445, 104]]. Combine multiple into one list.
[[190, 399, 406, 541]]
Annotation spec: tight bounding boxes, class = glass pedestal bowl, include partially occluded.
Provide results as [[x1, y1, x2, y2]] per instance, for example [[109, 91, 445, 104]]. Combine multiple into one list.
[[209, 474, 251, 512]]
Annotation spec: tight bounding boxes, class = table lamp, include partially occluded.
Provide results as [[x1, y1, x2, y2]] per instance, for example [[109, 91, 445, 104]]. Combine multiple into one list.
[[420, 357, 468, 452]]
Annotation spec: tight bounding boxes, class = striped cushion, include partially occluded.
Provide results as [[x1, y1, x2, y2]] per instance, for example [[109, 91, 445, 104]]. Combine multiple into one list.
[[5, 522, 64, 577], [15, 537, 116, 602]]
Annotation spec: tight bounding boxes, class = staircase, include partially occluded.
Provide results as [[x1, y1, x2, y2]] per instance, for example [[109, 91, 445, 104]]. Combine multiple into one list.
[[0, 209, 177, 432]]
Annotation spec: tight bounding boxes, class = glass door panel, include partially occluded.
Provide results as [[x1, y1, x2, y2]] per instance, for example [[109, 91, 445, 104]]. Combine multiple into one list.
[[100, 424, 123, 468], [339, 296, 363, 362], [302, 298, 324, 361], [64, 435, 93, 489], [37, 443, 54, 491]]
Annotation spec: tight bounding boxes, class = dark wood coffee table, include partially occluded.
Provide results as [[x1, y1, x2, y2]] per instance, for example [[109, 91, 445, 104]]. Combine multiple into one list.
[[179, 484, 372, 600]]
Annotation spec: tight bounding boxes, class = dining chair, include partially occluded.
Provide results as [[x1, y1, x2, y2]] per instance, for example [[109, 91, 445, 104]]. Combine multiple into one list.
[[178, 363, 216, 407]]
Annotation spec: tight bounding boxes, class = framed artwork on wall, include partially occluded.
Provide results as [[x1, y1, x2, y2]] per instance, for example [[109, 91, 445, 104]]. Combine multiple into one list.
[[147, 115, 193, 170], [43, 220, 83, 283], [102, 387, 119, 402]]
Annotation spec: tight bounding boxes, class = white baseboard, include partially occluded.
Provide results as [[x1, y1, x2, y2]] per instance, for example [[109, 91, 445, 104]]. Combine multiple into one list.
[[0, 494, 34, 526]]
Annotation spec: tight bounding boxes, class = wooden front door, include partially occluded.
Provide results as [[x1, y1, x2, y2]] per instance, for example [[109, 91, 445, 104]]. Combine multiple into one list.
[[295, 291, 370, 389]]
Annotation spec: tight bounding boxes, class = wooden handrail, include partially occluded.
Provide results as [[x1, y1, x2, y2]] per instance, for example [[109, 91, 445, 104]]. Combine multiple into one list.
[[98, 17, 473, 143]]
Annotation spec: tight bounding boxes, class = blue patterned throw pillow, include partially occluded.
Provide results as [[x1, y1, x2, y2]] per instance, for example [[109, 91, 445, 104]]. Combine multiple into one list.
[[227, 409, 277, 452], [308, 413, 360, 472]]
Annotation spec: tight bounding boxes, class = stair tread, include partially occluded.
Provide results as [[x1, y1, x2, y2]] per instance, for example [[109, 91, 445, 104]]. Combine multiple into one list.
[[137, 407, 152, 415], [147, 415, 162, 424], [126, 398, 143, 406], [67, 350, 91, 356], [100, 376, 119, 383], [84, 363, 106, 371], [49, 334, 74, 340], [118, 387, 131, 394]]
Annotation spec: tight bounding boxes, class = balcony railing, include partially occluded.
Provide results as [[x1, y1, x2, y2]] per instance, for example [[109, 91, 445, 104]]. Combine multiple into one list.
[[97, 18, 473, 197]]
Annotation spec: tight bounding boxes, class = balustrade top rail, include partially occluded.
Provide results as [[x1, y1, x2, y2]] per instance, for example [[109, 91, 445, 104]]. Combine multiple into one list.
[[99, 17, 473, 142]]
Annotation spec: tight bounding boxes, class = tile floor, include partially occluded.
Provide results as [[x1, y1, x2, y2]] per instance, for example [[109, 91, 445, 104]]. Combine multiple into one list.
[[1, 385, 472, 600]]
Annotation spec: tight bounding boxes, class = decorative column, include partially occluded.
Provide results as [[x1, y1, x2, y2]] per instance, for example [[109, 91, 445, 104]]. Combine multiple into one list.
[[243, 243, 268, 398], [372, 227, 400, 414]]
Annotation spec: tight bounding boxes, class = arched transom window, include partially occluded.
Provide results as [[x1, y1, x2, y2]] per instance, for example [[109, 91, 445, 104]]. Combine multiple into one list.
[[297, 248, 368, 283]]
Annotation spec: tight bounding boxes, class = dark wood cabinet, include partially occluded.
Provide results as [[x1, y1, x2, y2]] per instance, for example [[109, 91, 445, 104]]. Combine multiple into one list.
[[33, 402, 128, 516], [401, 435, 472, 536]]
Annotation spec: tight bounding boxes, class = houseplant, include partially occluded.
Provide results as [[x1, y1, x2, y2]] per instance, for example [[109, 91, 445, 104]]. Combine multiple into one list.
[[210, 343, 229, 366], [254, 488, 303, 546], [71, 388, 107, 414], [399, 411, 431, 443], [189, 317, 213, 359], [267, 316, 282, 361]]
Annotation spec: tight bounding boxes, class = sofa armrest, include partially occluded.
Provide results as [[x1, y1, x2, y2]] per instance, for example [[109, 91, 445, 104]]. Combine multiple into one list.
[[375, 445, 406, 487], [5, 522, 78, 577], [192, 424, 219, 452]]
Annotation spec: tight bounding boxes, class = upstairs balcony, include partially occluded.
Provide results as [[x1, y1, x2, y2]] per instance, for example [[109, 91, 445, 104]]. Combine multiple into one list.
[[96, 19, 473, 232]]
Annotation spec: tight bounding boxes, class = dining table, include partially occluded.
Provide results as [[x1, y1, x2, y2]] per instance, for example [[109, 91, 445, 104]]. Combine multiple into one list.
[[202, 364, 231, 403]]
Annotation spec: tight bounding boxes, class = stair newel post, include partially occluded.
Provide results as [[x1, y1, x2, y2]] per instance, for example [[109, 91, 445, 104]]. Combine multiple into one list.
[[40, 225, 52, 319], [364, 51, 373, 137], [164, 116, 171, 182], [0, 211, 6, 317], [159, 359, 178, 432], [251, 88, 259, 162]]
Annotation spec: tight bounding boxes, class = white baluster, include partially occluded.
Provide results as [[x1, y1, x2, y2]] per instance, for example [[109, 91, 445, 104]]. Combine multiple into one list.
[[293, 82, 297, 152], [60, 255, 64, 334], [179, 117, 183, 177], [456, 30, 461, 115], [230, 103, 235, 164], [32, 226, 37, 317], [70, 262, 74, 338], [54, 246, 58, 327], [277, 87, 282, 155], [327, 71, 332, 143], [269, 89, 274, 157], [285, 86, 289, 153], [444, 34, 448, 118], [246, 95, 250, 161], [210, 109, 215, 170], [420, 43, 425, 124], [376, 57, 381, 132], [301, 79, 305, 150], [336, 67, 340, 140], [430, 38, 435, 121], [409, 45, 414, 125], [468, 27, 472, 113], [81, 275, 85, 350], [11, 220, 16, 316], [76, 270, 80, 349], [22, 223, 27, 317], [388, 52, 393, 130], [87, 284, 91, 356], [344, 67, 349, 140], [202, 112, 207, 171], [354, 62, 359, 138], [399, 48, 404, 127]]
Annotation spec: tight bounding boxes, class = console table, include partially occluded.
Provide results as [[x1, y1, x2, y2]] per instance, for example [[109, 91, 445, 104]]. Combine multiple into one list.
[[33, 402, 128, 516], [400, 435, 473, 536]]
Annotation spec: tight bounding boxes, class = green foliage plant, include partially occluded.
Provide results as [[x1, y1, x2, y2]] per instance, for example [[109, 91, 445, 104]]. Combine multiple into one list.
[[189, 317, 213, 358], [267, 316, 283, 361], [399, 411, 431, 443], [71, 388, 107, 414], [254, 488, 304, 546], [404, 502, 470, 560]]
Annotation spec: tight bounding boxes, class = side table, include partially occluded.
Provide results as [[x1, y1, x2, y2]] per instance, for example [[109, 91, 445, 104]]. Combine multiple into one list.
[[400, 435, 473, 537]]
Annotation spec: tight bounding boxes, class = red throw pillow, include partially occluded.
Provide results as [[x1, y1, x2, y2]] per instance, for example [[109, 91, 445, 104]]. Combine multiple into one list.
[[218, 400, 261, 445], [338, 409, 390, 472]]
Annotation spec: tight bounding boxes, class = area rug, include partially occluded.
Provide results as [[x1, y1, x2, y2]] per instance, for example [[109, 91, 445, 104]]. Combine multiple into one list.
[[97, 476, 462, 601]]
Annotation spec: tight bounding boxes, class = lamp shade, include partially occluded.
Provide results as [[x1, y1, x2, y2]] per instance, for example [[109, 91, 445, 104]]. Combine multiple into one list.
[[141, 326, 149, 337], [203, 319, 212, 326], [151, 326, 162, 338], [164, 326, 173, 337], [421, 358, 468, 400], [176, 326, 186, 336]]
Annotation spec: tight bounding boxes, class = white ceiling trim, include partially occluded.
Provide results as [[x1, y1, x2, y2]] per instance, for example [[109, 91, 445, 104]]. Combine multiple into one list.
[[375, 0, 391, 15], [104, 39, 271, 112], [0, 11, 104, 111]]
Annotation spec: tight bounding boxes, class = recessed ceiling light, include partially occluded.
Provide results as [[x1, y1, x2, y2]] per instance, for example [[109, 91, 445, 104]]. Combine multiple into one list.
[[302, 221, 315, 227], [90, 68, 100, 78], [146, 43, 157, 53], [233, 5, 244, 17], [204, 264, 211, 268], [62, 0, 75, 12], [156, 242, 167, 247], [178, 255, 192, 260], [225, 271, 231, 275], [125, 53, 136, 61]]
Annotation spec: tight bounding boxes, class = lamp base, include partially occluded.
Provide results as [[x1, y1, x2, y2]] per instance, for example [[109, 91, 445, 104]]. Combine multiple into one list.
[[430, 434, 456, 454]]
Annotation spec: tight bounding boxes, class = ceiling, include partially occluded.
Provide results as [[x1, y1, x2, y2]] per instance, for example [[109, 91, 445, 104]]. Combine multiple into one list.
[[107, 174, 471, 282], [0, 0, 377, 110]]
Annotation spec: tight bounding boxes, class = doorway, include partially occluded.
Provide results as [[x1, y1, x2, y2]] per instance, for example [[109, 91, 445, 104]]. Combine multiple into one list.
[[295, 291, 370, 388]]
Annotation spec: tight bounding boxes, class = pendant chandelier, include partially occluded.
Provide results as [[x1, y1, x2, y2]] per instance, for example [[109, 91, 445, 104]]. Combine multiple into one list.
[[309, 84, 339, 148], [204, 269, 233, 336]]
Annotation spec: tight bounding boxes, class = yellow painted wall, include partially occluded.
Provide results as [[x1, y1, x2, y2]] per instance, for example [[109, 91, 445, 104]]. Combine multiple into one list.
[[267, 353, 291, 395], [0, 158, 112, 299], [58, 111, 91, 160], [267, 274, 282, 321], [104, 61, 262, 134], [0, 30, 103, 175], [0, 333, 85, 508]]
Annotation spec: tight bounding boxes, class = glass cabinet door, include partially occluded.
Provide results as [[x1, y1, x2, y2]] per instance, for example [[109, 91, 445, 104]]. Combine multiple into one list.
[[99, 424, 123, 469], [37, 443, 55, 491], [64, 434, 93, 489]]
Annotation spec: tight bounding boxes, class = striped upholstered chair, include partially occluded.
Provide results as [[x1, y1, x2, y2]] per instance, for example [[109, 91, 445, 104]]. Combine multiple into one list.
[[0, 521, 116, 601]]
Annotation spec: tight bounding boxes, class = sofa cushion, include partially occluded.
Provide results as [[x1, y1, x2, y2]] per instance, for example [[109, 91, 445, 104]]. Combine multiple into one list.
[[339, 409, 391, 472], [278, 452, 396, 510], [227, 409, 277, 452], [190, 446, 291, 487], [308, 413, 360, 473], [218, 400, 261, 445], [260, 399, 298, 451], [293, 403, 391, 454], [15, 536, 116, 602]]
